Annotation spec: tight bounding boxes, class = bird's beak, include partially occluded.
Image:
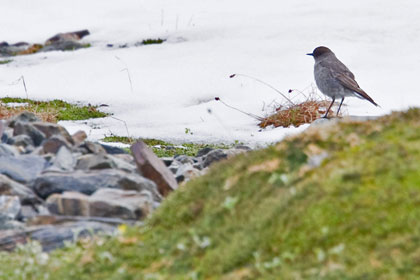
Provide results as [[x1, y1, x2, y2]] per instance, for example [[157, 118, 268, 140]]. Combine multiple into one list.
[[306, 53, 313, 56]]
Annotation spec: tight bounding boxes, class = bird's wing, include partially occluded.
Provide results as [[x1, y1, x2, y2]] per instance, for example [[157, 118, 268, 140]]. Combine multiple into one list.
[[335, 73, 379, 106]]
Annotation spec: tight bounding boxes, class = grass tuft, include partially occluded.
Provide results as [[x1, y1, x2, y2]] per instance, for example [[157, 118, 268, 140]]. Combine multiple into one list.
[[141, 38, 166, 45], [0, 97, 109, 122]]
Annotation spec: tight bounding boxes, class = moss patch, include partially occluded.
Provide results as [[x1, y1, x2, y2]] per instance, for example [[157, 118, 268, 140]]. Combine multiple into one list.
[[0, 97, 109, 122], [102, 135, 234, 157], [1, 109, 420, 279]]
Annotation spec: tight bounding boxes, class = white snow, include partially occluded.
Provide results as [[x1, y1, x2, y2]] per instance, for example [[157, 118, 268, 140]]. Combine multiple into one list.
[[1, 0, 419, 145]]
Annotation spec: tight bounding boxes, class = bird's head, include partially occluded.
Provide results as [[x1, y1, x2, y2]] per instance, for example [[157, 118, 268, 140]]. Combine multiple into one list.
[[307, 46, 333, 59]]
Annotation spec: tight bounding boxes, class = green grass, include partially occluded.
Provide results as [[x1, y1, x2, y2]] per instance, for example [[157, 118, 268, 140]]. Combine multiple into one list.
[[141, 38, 166, 45], [1, 109, 420, 279], [0, 97, 109, 121], [0, 59, 12, 65], [102, 135, 235, 157]]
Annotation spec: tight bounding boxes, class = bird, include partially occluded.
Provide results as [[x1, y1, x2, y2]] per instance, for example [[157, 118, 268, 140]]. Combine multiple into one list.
[[307, 46, 378, 118]]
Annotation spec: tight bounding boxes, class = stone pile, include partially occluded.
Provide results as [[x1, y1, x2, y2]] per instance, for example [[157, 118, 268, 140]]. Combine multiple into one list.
[[0, 112, 251, 252]]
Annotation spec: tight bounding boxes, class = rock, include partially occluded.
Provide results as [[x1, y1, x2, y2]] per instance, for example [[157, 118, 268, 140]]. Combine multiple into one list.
[[196, 147, 213, 157], [42, 135, 72, 154], [89, 188, 154, 220], [71, 130, 87, 146], [13, 121, 46, 146], [0, 154, 48, 184], [174, 155, 195, 165], [7, 112, 40, 128], [175, 164, 201, 183], [0, 174, 39, 204], [32, 169, 160, 200], [203, 149, 228, 168], [0, 221, 115, 252], [161, 157, 173, 167], [131, 141, 178, 196], [45, 30, 90, 45], [107, 155, 137, 173], [47, 146, 76, 171], [168, 160, 180, 174], [7, 134, 34, 148], [76, 154, 115, 170], [32, 122, 74, 145], [101, 144, 128, 155], [17, 205, 39, 221], [0, 196, 21, 228], [0, 143, 19, 156], [47, 192, 90, 216], [41, 41, 86, 52], [82, 141, 107, 155]]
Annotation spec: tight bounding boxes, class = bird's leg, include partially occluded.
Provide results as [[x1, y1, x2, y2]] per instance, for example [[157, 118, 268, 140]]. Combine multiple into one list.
[[336, 97, 345, 116], [323, 97, 335, 118]]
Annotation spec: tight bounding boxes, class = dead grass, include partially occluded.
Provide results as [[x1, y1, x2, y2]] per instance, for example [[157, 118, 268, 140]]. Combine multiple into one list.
[[258, 100, 337, 128], [0, 104, 57, 122]]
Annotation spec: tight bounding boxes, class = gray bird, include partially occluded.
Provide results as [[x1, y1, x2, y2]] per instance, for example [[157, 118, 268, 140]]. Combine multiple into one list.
[[307, 46, 378, 118]]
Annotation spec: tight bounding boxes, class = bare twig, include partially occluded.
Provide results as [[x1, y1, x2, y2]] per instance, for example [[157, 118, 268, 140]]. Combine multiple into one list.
[[215, 97, 264, 121], [230, 73, 295, 106], [115, 56, 133, 93]]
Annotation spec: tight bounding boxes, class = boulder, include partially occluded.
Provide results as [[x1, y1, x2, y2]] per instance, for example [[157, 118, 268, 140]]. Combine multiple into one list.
[[0, 195, 21, 220], [75, 154, 116, 170], [32, 122, 74, 144], [46, 192, 90, 216], [131, 141, 178, 196], [89, 188, 154, 220], [7, 134, 34, 148], [0, 221, 115, 252], [203, 149, 227, 168], [47, 146, 76, 171], [13, 121, 46, 146], [71, 130, 87, 146], [32, 169, 160, 200], [0, 174, 39, 204], [7, 112, 40, 128], [42, 135, 72, 154], [0, 154, 48, 183]]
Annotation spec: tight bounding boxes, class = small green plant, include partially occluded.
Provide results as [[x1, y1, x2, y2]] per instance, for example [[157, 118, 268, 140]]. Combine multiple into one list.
[[185, 127, 193, 135], [0, 59, 12, 65], [141, 38, 166, 45]]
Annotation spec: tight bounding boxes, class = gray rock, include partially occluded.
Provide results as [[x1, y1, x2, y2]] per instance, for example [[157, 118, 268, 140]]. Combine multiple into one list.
[[42, 135, 71, 154], [196, 147, 213, 157], [46, 192, 90, 216], [203, 149, 227, 168], [168, 161, 180, 174], [82, 141, 107, 155], [131, 141, 178, 197], [174, 155, 195, 165], [7, 134, 34, 148], [89, 188, 154, 220], [13, 121, 46, 146], [175, 164, 201, 183], [41, 40, 86, 52], [71, 130, 87, 146], [47, 146, 76, 171], [32, 169, 160, 200], [32, 122, 74, 145], [0, 174, 39, 204], [8, 112, 40, 128], [0, 154, 48, 183], [161, 157, 173, 167], [0, 143, 19, 156], [107, 154, 137, 173], [101, 144, 128, 155], [76, 154, 116, 170], [0, 195, 21, 220], [0, 221, 115, 252]]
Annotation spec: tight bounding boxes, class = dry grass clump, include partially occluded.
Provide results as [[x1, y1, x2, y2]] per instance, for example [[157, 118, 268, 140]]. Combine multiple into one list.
[[0, 104, 57, 122], [259, 99, 336, 128]]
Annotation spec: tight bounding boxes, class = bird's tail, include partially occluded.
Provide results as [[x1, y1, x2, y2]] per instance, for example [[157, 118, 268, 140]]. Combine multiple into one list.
[[354, 89, 379, 107]]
